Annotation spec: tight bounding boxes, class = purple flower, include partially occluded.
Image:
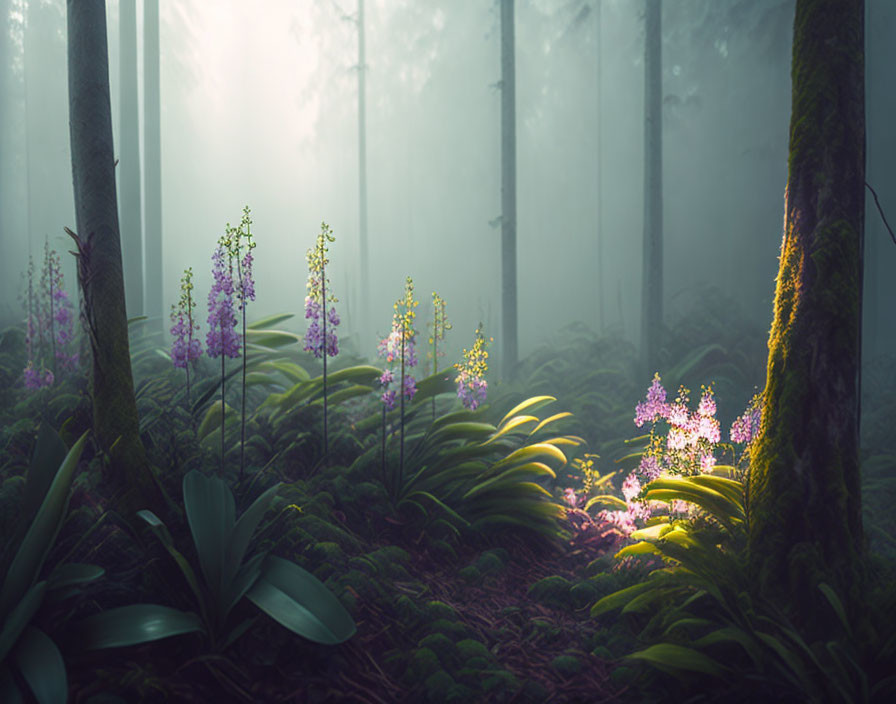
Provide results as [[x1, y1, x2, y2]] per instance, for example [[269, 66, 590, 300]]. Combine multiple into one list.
[[206, 245, 241, 359], [635, 373, 669, 426], [637, 454, 662, 481], [403, 375, 417, 401], [731, 400, 762, 444], [379, 369, 394, 386], [381, 389, 397, 411], [622, 473, 642, 502]]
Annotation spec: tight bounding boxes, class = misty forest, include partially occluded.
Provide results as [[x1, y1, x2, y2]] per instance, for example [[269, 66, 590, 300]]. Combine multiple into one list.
[[1, 0, 895, 701]]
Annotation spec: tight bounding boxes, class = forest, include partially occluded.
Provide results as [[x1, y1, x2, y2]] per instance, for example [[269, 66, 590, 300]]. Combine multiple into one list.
[[0, 0, 895, 702]]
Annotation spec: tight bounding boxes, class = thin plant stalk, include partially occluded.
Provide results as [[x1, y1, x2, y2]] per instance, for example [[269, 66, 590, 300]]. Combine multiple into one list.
[[236, 244, 247, 480], [381, 405, 387, 497], [322, 241, 328, 460], [220, 344, 225, 468], [46, 246, 57, 378], [399, 326, 405, 495]]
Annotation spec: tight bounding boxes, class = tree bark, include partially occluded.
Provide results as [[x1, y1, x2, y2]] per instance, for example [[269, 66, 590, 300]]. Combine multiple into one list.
[[119, 0, 143, 318], [67, 0, 165, 518], [144, 0, 163, 328], [500, 0, 518, 377], [747, 0, 865, 636], [640, 0, 662, 380]]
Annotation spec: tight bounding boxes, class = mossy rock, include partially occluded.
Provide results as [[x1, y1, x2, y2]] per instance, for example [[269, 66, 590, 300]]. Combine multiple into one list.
[[480, 669, 519, 694], [366, 546, 412, 580], [429, 618, 467, 639], [418, 633, 456, 665], [309, 541, 344, 564], [517, 679, 549, 703], [427, 538, 457, 561], [456, 638, 491, 663], [550, 654, 583, 677], [423, 671, 472, 703], [294, 514, 361, 550], [585, 555, 615, 576], [461, 656, 491, 671], [591, 645, 613, 660], [404, 647, 441, 681], [587, 571, 622, 597], [395, 594, 424, 627], [474, 548, 509, 574], [425, 600, 457, 620], [340, 568, 383, 601], [609, 665, 636, 684], [527, 575, 573, 609], [458, 565, 480, 583], [569, 580, 600, 609]]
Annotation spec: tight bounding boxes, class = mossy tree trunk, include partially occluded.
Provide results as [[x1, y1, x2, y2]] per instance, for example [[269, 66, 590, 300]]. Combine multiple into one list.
[[67, 0, 165, 519], [500, 0, 518, 378], [747, 0, 865, 636]]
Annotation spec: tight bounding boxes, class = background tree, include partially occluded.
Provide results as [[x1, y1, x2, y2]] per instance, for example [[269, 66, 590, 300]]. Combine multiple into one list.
[[640, 0, 662, 379], [67, 0, 164, 517], [144, 0, 163, 328], [357, 0, 370, 350], [500, 0, 518, 377], [747, 0, 865, 635], [119, 0, 143, 318]]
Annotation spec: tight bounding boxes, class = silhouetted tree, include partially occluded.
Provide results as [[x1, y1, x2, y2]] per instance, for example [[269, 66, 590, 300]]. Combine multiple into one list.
[[119, 0, 143, 317], [144, 0, 163, 327], [640, 0, 662, 379], [500, 0, 518, 377], [357, 0, 370, 348], [748, 0, 865, 637], [67, 0, 164, 517]]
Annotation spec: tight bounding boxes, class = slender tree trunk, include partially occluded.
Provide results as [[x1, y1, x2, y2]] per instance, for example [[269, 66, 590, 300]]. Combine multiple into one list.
[[500, 0, 518, 378], [66, 0, 165, 518], [358, 0, 369, 351], [747, 0, 865, 637], [144, 0, 163, 329], [119, 0, 143, 318], [640, 0, 662, 380], [596, 0, 605, 334]]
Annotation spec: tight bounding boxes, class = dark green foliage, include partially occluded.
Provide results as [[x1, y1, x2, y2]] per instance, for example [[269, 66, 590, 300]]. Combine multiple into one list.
[[527, 575, 573, 610]]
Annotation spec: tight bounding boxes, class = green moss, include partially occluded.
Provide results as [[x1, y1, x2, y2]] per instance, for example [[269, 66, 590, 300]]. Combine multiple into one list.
[[527, 575, 572, 609], [395, 594, 424, 627], [425, 600, 457, 620], [294, 514, 361, 550], [366, 546, 412, 580], [404, 647, 441, 681], [418, 633, 456, 664], [424, 671, 455, 702], [429, 618, 467, 639], [309, 541, 343, 563], [456, 639, 491, 663], [474, 548, 509, 574], [480, 669, 519, 694], [458, 565, 480, 582], [569, 581, 599, 609], [427, 538, 457, 561], [550, 654, 583, 676]]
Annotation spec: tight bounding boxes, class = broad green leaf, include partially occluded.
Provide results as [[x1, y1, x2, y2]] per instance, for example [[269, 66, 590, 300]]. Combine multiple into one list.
[[818, 583, 852, 637], [76, 604, 204, 649], [222, 483, 281, 591], [429, 422, 496, 445], [482, 415, 539, 444], [21, 424, 68, 531], [245, 329, 301, 348], [584, 494, 627, 511], [662, 617, 714, 636], [591, 580, 657, 617], [615, 452, 646, 472], [528, 412, 573, 436], [489, 443, 567, 473], [626, 643, 727, 678], [246, 556, 356, 645], [196, 400, 236, 442], [615, 542, 661, 558], [248, 312, 295, 329], [0, 582, 47, 662], [255, 360, 310, 383], [0, 432, 87, 618], [12, 626, 66, 704], [497, 396, 555, 427], [463, 463, 556, 500], [183, 471, 235, 603], [47, 563, 104, 591]]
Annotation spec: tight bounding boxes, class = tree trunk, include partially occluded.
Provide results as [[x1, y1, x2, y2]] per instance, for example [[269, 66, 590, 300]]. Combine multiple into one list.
[[595, 0, 605, 334], [144, 0, 163, 329], [66, 0, 165, 518], [500, 0, 518, 377], [358, 0, 370, 352], [119, 0, 143, 318], [747, 0, 865, 636], [640, 0, 662, 380]]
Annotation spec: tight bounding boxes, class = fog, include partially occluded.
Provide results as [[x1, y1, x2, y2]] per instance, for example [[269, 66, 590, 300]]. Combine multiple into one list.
[[2, 0, 894, 372]]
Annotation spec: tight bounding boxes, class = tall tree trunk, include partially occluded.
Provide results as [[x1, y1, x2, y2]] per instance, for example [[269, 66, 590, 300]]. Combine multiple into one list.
[[144, 0, 163, 329], [747, 0, 865, 637], [358, 0, 369, 351], [67, 0, 165, 518], [500, 0, 518, 377], [596, 0, 605, 334], [119, 0, 143, 318], [640, 0, 662, 379]]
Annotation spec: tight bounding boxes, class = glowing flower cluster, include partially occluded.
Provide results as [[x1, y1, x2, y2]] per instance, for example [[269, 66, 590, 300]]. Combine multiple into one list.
[[170, 267, 202, 369], [730, 394, 762, 444], [377, 277, 418, 410], [206, 241, 241, 359], [230, 206, 257, 312], [454, 324, 490, 410], [303, 223, 340, 359]]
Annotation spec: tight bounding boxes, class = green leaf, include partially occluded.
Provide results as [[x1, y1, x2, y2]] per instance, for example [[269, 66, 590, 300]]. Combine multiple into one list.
[[222, 483, 281, 592], [245, 329, 301, 349], [626, 643, 727, 678], [817, 583, 852, 637], [47, 563, 104, 592], [529, 412, 573, 435], [0, 432, 87, 618], [196, 400, 236, 442], [255, 360, 310, 384], [183, 472, 235, 602], [497, 396, 555, 427], [246, 556, 356, 645], [310, 384, 374, 407], [584, 494, 627, 511], [21, 424, 68, 531], [76, 604, 204, 649], [489, 443, 567, 473], [591, 580, 657, 617], [482, 415, 539, 444], [615, 542, 661, 558], [0, 582, 47, 662], [12, 626, 66, 704], [248, 313, 295, 329]]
